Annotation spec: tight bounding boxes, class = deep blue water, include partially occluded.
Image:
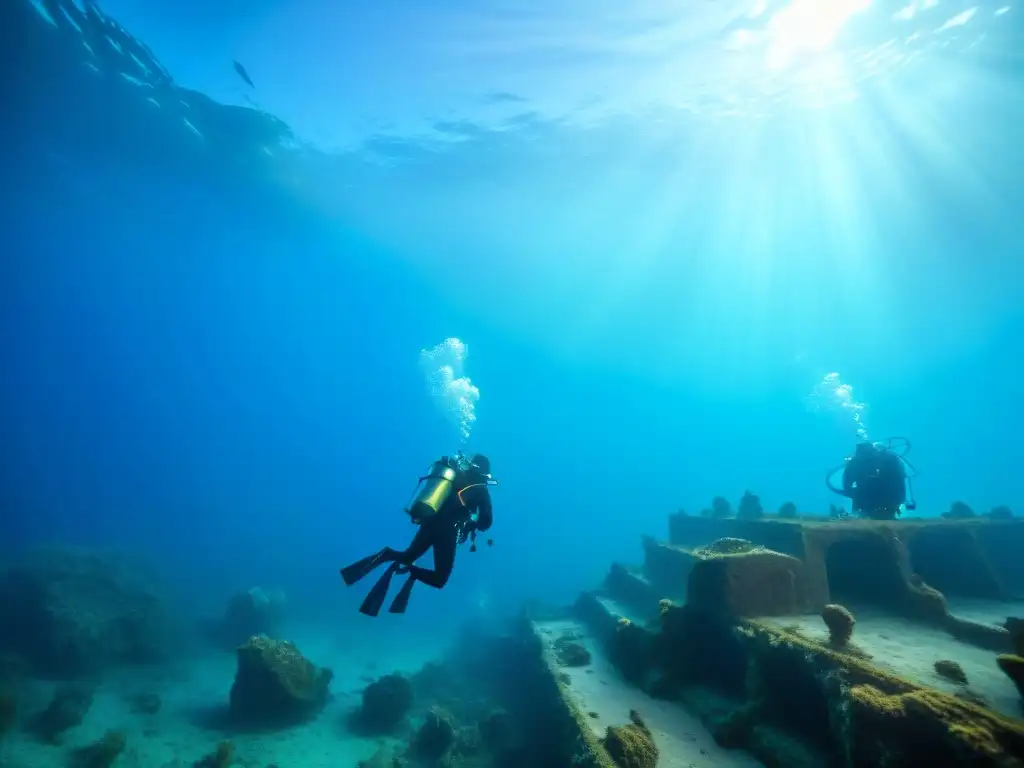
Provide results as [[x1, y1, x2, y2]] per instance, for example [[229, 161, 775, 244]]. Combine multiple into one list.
[[2, 0, 1023, 641]]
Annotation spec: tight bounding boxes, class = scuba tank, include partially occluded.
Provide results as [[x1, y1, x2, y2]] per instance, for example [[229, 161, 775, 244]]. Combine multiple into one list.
[[405, 456, 461, 522]]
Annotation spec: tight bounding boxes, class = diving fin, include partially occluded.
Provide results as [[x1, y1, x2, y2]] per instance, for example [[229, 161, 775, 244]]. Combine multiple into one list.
[[341, 548, 394, 586], [359, 563, 399, 617], [388, 575, 416, 614]]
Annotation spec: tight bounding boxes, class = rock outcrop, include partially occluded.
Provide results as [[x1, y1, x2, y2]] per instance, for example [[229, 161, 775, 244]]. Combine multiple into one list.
[[0, 548, 172, 678], [228, 636, 331, 725]]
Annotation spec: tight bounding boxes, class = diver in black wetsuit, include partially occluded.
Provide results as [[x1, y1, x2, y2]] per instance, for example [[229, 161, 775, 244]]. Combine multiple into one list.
[[826, 439, 917, 520], [340, 453, 494, 616]]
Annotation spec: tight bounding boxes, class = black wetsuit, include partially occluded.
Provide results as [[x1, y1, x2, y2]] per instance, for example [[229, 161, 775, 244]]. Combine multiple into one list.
[[843, 448, 906, 519], [340, 473, 493, 615], [398, 480, 493, 588]]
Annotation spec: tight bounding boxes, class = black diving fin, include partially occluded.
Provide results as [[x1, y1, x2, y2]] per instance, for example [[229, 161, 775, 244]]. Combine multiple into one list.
[[359, 563, 399, 617], [340, 548, 394, 586], [388, 575, 416, 614]]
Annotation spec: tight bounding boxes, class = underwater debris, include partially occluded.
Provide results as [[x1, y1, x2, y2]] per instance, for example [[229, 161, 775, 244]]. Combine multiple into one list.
[[821, 604, 855, 648], [602, 710, 658, 768], [934, 659, 969, 685]]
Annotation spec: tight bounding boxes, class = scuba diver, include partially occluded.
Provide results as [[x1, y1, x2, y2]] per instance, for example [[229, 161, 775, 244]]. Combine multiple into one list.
[[826, 437, 917, 520], [340, 452, 495, 617]]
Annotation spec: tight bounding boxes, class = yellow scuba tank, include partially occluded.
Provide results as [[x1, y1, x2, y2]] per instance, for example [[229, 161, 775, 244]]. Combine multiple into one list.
[[405, 458, 460, 522]]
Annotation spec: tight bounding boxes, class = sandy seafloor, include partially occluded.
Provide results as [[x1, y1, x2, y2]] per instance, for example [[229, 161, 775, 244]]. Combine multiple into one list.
[[533, 617, 763, 768], [2, 623, 451, 768]]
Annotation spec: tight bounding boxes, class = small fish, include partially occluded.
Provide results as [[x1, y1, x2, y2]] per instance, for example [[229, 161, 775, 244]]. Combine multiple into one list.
[[233, 60, 254, 88]]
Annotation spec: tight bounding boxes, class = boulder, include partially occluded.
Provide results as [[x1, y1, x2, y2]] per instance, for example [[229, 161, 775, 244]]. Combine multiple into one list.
[[228, 636, 332, 725], [357, 673, 413, 733]]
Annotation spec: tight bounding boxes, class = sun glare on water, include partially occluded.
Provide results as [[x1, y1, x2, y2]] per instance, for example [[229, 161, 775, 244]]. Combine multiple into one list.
[[764, 0, 872, 69]]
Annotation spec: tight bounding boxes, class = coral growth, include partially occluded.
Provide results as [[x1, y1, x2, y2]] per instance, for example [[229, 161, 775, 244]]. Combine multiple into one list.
[[228, 636, 332, 725], [844, 683, 1024, 765], [934, 659, 968, 685], [554, 634, 591, 667], [357, 673, 413, 732], [694, 538, 762, 557], [777, 502, 798, 519], [72, 729, 127, 768], [820, 604, 855, 647], [602, 710, 658, 768], [737, 491, 764, 520], [988, 505, 1014, 520]]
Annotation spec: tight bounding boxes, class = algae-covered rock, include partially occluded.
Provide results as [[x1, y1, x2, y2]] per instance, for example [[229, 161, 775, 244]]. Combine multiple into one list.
[[554, 634, 591, 668], [603, 710, 658, 768], [934, 659, 968, 685], [821, 604, 855, 647], [228, 636, 332, 724], [844, 682, 1024, 765], [358, 673, 413, 732]]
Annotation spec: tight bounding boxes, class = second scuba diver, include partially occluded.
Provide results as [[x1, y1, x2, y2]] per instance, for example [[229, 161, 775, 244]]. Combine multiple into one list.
[[826, 438, 917, 520], [340, 452, 495, 616]]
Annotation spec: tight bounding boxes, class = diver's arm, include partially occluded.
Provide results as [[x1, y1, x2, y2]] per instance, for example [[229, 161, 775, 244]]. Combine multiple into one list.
[[474, 489, 493, 532]]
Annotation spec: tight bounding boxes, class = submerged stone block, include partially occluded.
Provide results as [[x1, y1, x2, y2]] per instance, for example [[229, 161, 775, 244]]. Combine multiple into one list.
[[686, 546, 805, 618]]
